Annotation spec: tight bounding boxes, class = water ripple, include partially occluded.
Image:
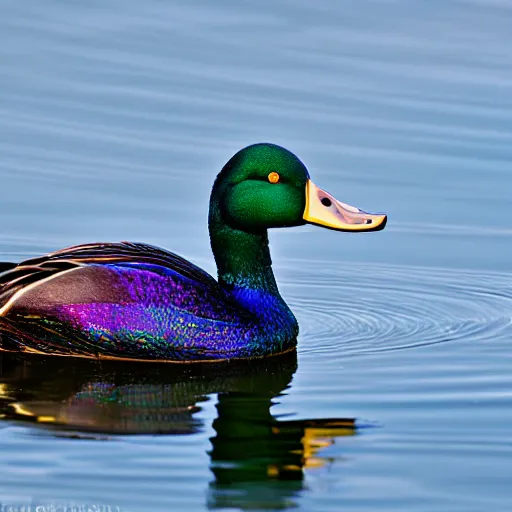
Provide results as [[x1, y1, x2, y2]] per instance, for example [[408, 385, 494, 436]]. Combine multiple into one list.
[[284, 261, 512, 355]]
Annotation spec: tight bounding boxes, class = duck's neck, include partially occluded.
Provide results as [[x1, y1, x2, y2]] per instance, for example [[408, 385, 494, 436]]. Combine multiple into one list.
[[207, 186, 298, 353], [210, 222, 279, 296], [208, 202, 287, 312]]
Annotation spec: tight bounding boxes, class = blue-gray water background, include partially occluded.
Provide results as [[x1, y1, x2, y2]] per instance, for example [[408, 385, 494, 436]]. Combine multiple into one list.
[[0, 1, 511, 511]]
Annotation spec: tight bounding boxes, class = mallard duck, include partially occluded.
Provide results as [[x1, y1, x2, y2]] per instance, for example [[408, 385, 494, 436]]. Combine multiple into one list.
[[0, 143, 386, 362]]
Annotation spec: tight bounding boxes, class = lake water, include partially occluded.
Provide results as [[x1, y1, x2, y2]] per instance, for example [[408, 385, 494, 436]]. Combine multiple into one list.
[[1, 1, 511, 510]]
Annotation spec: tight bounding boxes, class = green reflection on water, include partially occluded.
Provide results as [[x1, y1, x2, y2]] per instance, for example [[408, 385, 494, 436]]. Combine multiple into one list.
[[0, 351, 355, 510]]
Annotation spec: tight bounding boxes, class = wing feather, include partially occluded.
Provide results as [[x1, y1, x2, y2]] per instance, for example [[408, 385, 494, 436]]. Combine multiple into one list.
[[0, 242, 219, 307]]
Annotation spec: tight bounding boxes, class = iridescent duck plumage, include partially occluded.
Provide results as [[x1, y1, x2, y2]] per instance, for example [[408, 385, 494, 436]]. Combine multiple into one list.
[[0, 144, 387, 362]]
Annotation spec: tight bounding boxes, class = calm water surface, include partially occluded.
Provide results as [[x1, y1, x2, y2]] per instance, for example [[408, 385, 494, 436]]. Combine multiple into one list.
[[1, 1, 512, 510]]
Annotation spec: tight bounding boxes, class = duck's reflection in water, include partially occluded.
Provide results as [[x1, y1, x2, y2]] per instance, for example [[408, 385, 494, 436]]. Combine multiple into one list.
[[0, 351, 355, 510]]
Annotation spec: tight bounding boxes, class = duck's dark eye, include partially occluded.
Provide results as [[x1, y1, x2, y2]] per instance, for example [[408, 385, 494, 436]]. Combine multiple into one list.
[[321, 197, 332, 207]]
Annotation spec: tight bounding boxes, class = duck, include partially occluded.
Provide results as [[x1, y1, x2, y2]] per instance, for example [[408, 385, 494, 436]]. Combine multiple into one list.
[[0, 143, 386, 362]]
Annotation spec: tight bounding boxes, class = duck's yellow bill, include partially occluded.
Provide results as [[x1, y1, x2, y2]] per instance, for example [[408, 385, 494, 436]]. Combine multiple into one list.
[[303, 180, 387, 232]]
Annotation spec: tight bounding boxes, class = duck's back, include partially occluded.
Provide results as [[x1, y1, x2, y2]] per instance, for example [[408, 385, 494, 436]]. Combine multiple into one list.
[[0, 242, 272, 361]]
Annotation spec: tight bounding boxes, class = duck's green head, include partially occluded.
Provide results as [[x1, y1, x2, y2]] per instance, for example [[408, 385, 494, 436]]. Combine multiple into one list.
[[210, 143, 387, 233]]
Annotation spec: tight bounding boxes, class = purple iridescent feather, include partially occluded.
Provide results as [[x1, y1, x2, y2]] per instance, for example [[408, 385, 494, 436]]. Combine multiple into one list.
[[0, 245, 298, 361]]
